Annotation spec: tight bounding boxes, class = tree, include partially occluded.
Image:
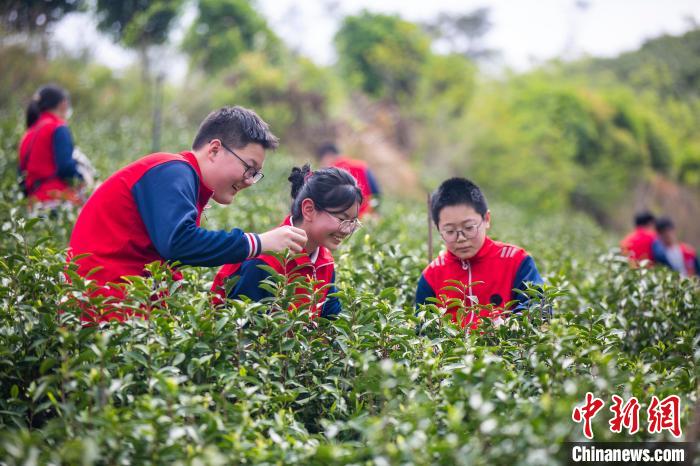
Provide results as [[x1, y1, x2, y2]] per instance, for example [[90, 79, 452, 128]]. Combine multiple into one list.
[[415, 53, 475, 118], [182, 0, 281, 74], [334, 10, 431, 102], [423, 8, 497, 61], [0, 0, 83, 55], [95, 0, 184, 78], [0, 0, 82, 35]]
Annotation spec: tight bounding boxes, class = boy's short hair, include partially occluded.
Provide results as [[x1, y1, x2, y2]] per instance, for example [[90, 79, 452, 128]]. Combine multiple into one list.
[[634, 211, 655, 227], [316, 142, 339, 159], [192, 106, 279, 151], [430, 177, 488, 225], [655, 217, 674, 233]]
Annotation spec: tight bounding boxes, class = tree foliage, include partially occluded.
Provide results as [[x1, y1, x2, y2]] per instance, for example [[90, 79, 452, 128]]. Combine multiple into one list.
[[335, 10, 431, 102], [0, 0, 82, 36], [95, 0, 184, 48], [423, 8, 497, 61], [182, 0, 282, 74]]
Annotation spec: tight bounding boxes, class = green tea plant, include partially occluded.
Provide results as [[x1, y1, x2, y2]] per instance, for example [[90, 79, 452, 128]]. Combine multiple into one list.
[[0, 120, 697, 466]]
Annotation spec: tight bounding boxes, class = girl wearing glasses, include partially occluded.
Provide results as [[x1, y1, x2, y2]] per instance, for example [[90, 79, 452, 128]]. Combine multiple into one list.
[[416, 177, 544, 330], [213, 164, 363, 318]]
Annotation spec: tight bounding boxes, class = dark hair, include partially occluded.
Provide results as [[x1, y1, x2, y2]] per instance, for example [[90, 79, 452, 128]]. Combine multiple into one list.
[[655, 217, 674, 233], [316, 142, 339, 159], [26, 84, 68, 128], [192, 106, 279, 151], [430, 177, 488, 225], [288, 164, 363, 222], [634, 211, 655, 227]]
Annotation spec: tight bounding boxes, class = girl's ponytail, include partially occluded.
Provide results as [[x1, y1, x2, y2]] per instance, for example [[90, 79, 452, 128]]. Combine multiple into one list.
[[288, 164, 312, 200], [25, 98, 41, 128]]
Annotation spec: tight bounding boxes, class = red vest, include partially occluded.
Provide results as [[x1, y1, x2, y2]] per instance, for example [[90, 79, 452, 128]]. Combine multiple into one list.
[[620, 227, 657, 265], [331, 156, 373, 216], [422, 236, 529, 328], [68, 152, 212, 306], [213, 216, 335, 317], [18, 112, 79, 203], [680, 243, 698, 276]]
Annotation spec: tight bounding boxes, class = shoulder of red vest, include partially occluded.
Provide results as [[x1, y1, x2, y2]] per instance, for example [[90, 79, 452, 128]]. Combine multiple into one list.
[[257, 254, 286, 273], [491, 240, 528, 263], [680, 243, 697, 256], [338, 157, 367, 169], [424, 251, 457, 278], [215, 262, 243, 281], [144, 152, 188, 163], [34, 116, 62, 135]]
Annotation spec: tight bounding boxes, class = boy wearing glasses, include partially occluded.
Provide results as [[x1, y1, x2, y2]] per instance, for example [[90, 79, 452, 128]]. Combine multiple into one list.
[[415, 177, 543, 329], [69, 106, 307, 321]]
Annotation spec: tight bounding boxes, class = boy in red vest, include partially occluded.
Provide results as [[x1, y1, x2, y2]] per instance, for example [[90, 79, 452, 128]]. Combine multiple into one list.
[[652, 217, 699, 277], [415, 178, 544, 329], [317, 143, 380, 217], [68, 106, 307, 322], [620, 211, 657, 265]]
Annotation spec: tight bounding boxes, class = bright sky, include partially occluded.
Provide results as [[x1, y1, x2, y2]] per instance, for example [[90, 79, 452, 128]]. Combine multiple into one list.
[[52, 0, 700, 78]]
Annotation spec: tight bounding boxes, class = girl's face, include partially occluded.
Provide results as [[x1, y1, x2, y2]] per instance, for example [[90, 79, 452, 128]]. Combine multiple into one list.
[[55, 99, 71, 120], [300, 199, 361, 251]]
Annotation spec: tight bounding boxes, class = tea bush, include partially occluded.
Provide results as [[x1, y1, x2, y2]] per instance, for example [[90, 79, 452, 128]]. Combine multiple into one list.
[[0, 121, 697, 466]]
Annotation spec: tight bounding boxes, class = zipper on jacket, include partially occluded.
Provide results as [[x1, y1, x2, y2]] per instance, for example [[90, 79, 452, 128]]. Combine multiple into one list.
[[461, 259, 475, 305]]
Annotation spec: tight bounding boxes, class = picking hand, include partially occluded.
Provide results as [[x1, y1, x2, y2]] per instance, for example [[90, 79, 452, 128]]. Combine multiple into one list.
[[259, 226, 307, 254]]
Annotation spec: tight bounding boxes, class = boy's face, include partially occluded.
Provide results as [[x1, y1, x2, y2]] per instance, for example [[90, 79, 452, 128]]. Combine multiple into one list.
[[205, 140, 265, 205], [437, 204, 491, 260]]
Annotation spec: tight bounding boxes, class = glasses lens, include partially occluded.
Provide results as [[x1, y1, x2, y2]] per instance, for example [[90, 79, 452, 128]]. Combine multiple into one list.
[[338, 219, 361, 234], [249, 171, 264, 183], [339, 220, 353, 233]]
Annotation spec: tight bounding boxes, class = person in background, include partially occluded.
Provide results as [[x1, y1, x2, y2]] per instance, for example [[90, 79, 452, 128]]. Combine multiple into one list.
[[317, 142, 380, 217], [620, 211, 657, 265], [212, 164, 363, 319], [652, 217, 699, 277], [19, 84, 84, 207]]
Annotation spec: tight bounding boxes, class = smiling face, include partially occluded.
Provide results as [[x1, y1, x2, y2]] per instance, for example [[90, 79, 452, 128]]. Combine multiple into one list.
[[201, 140, 266, 205], [437, 204, 491, 260], [299, 198, 361, 251]]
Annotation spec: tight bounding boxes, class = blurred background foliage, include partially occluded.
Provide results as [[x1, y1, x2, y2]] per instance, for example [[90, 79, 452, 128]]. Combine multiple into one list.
[[1, 1, 700, 237]]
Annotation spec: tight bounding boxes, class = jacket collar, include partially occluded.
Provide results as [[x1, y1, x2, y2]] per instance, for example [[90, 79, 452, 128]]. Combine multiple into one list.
[[37, 111, 63, 127], [444, 236, 495, 265], [634, 227, 657, 238], [180, 151, 214, 204]]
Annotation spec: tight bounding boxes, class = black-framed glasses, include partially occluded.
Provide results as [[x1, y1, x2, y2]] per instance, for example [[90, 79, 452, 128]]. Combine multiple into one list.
[[439, 219, 484, 242], [217, 140, 264, 183], [322, 210, 363, 234]]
